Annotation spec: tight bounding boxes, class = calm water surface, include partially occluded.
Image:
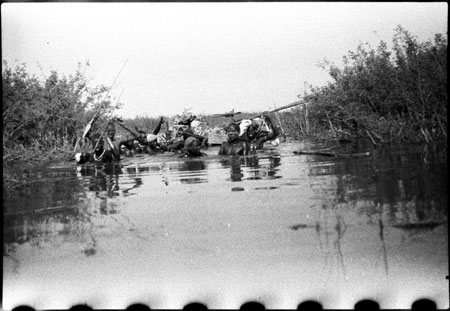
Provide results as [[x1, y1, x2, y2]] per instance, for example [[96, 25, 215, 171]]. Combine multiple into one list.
[[3, 141, 448, 309]]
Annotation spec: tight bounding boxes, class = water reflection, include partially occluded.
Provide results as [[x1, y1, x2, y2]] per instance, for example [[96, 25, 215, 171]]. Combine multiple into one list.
[[122, 165, 147, 196], [178, 159, 208, 184], [3, 163, 149, 265], [76, 164, 143, 249], [314, 206, 349, 280], [77, 164, 122, 214], [220, 157, 244, 182], [296, 147, 447, 279], [3, 143, 447, 289], [305, 147, 447, 228], [3, 171, 98, 263], [244, 154, 282, 181], [220, 154, 282, 184], [379, 215, 389, 275], [4, 167, 82, 251]]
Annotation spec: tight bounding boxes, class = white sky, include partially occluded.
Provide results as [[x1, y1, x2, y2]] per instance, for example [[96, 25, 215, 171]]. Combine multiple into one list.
[[2, 2, 448, 119]]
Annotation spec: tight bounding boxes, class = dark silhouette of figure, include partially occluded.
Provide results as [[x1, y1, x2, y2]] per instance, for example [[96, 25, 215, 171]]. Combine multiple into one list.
[[219, 123, 249, 156], [240, 115, 279, 151]]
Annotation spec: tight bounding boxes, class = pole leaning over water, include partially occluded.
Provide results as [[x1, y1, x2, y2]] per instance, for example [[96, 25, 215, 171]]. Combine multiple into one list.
[[79, 60, 128, 154], [82, 59, 128, 140], [235, 100, 305, 123]]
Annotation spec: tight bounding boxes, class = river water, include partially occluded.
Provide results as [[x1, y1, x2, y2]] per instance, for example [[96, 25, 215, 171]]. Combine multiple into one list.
[[3, 141, 448, 309]]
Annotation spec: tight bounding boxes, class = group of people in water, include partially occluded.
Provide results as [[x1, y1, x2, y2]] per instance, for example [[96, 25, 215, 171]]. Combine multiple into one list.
[[219, 115, 279, 156], [74, 112, 279, 164]]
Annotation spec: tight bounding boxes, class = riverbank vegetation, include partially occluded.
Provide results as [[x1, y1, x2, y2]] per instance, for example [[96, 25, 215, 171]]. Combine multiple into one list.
[[2, 26, 447, 169], [283, 26, 447, 149], [2, 61, 121, 168]]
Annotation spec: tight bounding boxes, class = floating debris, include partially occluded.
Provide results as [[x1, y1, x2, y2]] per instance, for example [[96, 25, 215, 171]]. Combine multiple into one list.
[[82, 247, 96, 256], [289, 224, 310, 230], [294, 151, 336, 157], [254, 186, 279, 191], [293, 151, 370, 158], [231, 187, 245, 192], [392, 221, 445, 230]]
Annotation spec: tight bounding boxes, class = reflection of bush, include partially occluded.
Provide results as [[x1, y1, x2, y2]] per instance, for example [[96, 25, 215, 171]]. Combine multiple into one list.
[[4, 168, 85, 248], [309, 149, 447, 228], [3, 164, 129, 259], [4, 169, 81, 215], [4, 210, 84, 253], [3, 189, 132, 261]]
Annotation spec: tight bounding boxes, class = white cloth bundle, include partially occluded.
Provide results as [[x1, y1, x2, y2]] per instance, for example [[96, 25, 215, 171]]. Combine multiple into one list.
[[239, 119, 252, 136], [190, 120, 201, 128], [270, 138, 280, 146], [146, 134, 158, 142], [146, 133, 167, 144]]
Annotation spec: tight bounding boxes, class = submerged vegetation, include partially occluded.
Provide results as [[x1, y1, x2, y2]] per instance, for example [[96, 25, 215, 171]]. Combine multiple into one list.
[[2, 26, 447, 168]]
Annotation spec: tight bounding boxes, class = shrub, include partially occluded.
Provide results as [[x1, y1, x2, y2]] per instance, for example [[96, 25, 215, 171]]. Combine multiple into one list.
[[300, 26, 447, 146], [2, 61, 120, 164]]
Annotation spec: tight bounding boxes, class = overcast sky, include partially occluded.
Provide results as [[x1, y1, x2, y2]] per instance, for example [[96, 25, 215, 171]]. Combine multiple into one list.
[[2, 2, 447, 119]]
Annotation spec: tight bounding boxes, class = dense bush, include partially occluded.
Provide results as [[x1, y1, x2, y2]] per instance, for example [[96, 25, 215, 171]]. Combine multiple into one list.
[[2, 61, 120, 164], [293, 26, 447, 146]]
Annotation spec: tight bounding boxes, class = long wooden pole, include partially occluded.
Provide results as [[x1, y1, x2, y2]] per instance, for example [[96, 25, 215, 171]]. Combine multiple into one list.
[[273, 103, 286, 139], [269, 100, 304, 113], [236, 100, 305, 123], [117, 122, 139, 138], [177, 130, 207, 142], [82, 59, 128, 140]]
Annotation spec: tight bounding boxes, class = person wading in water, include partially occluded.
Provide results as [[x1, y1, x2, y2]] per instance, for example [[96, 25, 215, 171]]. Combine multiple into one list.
[[116, 116, 166, 155], [218, 123, 249, 156], [180, 136, 207, 157], [239, 114, 279, 152], [75, 119, 133, 164]]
